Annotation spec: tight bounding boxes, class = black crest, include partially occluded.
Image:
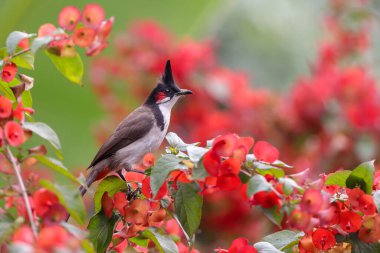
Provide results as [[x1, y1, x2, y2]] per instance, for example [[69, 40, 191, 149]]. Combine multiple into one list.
[[161, 60, 176, 88]]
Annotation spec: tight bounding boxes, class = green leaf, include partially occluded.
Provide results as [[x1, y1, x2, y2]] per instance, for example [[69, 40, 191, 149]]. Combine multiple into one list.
[[34, 155, 79, 183], [23, 122, 62, 158], [258, 206, 284, 227], [346, 160, 375, 194], [174, 182, 203, 238], [31, 36, 53, 54], [0, 82, 16, 101], [21, 90, 33, 108], [278, 178, 303, 195], [81, 239, 96, 253], [256, 166, 285, 179], [325, 170, 352, 187], [192, 160, 209, 180], [129, 236, 149, 247], [151, 155, 182, 197], [94, 176, 127, 214], [247, 174, 272, 197], [40, 179, 86, 225], [45, 51, 84, 85], [141, 227, 178, 253], [6, 31, 34, 54], [253, 242, 284, 253], [11, 49, 34, 70], [262, 230, 302, 250], [88, 211, 119, 253]]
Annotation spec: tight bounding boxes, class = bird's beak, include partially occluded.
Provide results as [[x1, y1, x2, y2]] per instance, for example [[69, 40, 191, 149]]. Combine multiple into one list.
[[176, 89, 193, 96]]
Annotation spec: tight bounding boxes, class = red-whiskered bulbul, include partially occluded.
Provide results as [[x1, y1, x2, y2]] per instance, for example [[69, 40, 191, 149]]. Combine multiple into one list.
[[80, 60, 192, 196]]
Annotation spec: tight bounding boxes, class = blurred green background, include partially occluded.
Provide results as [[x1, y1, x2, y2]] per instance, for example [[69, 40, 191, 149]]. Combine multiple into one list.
[[0, 0, 328, 169]]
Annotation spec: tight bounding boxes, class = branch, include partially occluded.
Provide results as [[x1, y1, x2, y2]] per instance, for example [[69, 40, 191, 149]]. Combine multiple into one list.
[[10, 48, 31, 60], [5, 146, 38, 238]]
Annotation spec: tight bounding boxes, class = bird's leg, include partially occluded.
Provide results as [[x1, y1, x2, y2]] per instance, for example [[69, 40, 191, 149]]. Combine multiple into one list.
[[123, 163, 145, 175], [116, 169, 126, 181]]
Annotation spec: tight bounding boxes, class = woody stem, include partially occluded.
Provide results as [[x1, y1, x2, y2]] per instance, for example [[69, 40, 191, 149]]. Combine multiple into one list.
[[5, 146, 38, 238]]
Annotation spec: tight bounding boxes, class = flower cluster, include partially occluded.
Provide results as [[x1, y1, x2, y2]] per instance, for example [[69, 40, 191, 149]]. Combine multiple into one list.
[[0, 95, 33, 147], [39, 4, 114, 57]]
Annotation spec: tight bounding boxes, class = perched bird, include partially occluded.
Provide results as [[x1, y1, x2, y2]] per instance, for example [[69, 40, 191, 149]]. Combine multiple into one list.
[[79, 60, 192, 196]]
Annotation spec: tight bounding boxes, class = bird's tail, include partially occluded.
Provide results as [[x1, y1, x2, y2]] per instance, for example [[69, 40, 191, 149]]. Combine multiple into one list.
[[65, 167, 100, 222]]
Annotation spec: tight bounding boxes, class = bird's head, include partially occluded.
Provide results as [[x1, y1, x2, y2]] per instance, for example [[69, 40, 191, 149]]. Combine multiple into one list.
[[145, 60, 192, 106]]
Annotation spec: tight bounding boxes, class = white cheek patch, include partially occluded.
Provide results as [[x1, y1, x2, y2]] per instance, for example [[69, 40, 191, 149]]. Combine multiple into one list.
[[157, 97, 170, 104]]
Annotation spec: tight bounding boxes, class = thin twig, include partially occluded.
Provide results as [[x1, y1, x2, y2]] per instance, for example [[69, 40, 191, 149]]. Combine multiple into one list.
[[5, 146, 38, 238], [10, 48, 31, 59]]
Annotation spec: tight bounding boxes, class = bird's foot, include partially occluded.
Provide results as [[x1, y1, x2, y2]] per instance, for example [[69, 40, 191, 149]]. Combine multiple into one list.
[[116, 170, 126, 181]]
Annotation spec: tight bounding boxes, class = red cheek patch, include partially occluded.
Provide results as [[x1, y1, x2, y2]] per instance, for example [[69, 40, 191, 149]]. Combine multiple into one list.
[[155, 92, 166, 102]]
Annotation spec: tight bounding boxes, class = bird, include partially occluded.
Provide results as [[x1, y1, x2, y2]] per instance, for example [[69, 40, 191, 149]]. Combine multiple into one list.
[[79, 60, 192, 196]]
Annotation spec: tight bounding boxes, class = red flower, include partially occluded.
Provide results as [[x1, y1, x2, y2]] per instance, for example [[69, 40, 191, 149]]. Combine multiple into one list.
[[220, 158, 241, 175], [359, 215, 380, 243], [339, 211, 362, 233], [358, 194, 376, 215], [2, 62, 17, 82], [72, 27, 96, 47], [38, 23, 56, 37], [251, 191, 281, 209], [58, 6, 81, 31], [12, 225, 34, 244], [212, 134, 238, 157], [142, 153, 155, 168], [33, 188, 59, 217], [97, 17, 114, 42], [347, 187, 364, 210], [124, 199, 150, 225], [13, 102, 34, 123], [82, 3, 105, 28], [228, 238, 257, 253], [17, 38, 29, 49], [4, 121, 24, 146], [36, 226, 70, 251], [252, 141, 279, 163], [113, 192, 128, 216], [0, 96, 13, 118], [217, 174, 242, 191], [312, 228, 336, 250], [141, 177, 167, 200], [288, 209, 311, 231], [300, 189, 324, 215], [101, 191, 114, 218], [203, 150, 221, 176]]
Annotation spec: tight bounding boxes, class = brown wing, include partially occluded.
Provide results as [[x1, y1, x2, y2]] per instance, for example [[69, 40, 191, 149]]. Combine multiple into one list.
[[88, 106, 154, 168]]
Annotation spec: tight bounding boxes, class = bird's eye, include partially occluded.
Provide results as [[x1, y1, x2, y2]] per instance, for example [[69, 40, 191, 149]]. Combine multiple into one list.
[[165, 89, 170, 93]]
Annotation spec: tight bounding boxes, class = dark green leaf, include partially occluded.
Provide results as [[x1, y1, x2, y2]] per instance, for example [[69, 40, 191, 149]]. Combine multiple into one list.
[[247, 174, 272, 197], [40, 179, 86, 225], [6, 31, 34, 54], [325, 170, 351, 187], [88, 211, 119, 253], [94, 176, 127, 213], [23, 122, 62, 158], [141, 227, 178, 253], [31, 36, 53, 54], [337, 233, 380, 253], [45, 51, 84, 85], [262, 230, 302, 250], [151, 155, 181, 197], [34, 155, 79, 183], [346, 160, 375, 194], [174, 182, 202, 238]]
